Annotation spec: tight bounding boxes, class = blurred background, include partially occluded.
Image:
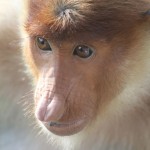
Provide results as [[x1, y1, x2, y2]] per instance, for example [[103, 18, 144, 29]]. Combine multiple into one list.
[[0, 0, 55, 149]]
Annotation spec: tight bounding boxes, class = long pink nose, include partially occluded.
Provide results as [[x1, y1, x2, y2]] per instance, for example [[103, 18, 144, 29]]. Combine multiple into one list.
[[35, 94, 65, 122]]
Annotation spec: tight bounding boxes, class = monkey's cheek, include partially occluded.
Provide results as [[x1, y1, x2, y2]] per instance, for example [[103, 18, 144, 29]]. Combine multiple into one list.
[[43, 119, 88, 136]]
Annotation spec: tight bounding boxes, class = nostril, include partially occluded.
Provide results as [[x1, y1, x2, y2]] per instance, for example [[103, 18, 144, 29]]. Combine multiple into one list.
[[49, 122, 58, 126]]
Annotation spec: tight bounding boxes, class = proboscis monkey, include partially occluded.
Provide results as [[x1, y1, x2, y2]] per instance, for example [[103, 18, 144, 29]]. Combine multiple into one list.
[[22, 0, 150, 150]]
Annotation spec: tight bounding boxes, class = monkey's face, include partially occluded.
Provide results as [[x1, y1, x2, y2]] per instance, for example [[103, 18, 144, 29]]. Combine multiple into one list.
[[23, 0, 148, 136], [24, 35, 128, 136]]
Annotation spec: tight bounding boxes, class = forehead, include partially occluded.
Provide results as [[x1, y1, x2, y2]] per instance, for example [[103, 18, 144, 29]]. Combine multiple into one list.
[[25, 0, 149, 41]]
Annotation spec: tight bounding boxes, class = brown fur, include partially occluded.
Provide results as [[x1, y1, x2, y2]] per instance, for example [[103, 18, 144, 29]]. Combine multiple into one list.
[[25, 0, 149, 40]]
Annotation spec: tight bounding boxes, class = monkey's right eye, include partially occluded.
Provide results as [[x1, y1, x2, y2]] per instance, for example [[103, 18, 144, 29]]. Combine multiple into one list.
[[73, 45, 94, 59], [36, 37, 52, 51]]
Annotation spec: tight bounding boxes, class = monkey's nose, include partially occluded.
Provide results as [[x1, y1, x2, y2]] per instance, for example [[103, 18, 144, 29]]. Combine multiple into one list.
[[35, 93, 65, 122], [35, 96, 65, 122], [35, 95, 48, 122], [44, 97, 65, 122]]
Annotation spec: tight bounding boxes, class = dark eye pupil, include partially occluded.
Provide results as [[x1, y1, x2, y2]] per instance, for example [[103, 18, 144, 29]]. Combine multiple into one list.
[[36, 37, 52, 51], [79, 46, 90, 55], [73, 45, 93, 58], [78, 46, 83, 51], [38, 38, 45, 45]]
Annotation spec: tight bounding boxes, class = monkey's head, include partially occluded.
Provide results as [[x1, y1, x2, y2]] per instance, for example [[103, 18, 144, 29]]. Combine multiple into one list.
[[23, 0, 150, 136]]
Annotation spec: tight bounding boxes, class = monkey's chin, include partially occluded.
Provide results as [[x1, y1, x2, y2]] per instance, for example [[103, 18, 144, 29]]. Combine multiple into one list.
[[43, 119, 88, 136]]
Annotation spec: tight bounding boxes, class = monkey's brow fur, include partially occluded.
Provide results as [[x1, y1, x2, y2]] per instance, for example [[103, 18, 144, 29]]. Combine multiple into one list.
[[25, 0, 150, 40]]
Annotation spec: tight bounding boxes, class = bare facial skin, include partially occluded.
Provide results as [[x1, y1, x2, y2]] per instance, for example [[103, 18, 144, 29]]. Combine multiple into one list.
[[29, 38, 100, 136], [22, 0, 150, 150]]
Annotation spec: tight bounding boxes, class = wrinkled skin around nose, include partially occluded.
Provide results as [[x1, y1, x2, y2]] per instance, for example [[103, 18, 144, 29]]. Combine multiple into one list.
[[35, 55, 79, 123], [33, 52, 98, 136]]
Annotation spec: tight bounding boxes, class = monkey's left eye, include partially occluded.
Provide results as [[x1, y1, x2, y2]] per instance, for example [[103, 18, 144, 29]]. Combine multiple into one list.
[[73, 45, 93, 58], [36, 37, 52, 51]]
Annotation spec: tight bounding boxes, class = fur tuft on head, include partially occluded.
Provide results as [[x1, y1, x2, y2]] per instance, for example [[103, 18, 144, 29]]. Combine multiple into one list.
[[30, 0, 93, 38], [25, 0, 150, 40], [52, 0, 86, 29]]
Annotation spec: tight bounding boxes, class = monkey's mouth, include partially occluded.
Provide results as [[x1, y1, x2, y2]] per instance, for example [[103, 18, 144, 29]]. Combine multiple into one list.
[[43, 119, 88, 136]]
